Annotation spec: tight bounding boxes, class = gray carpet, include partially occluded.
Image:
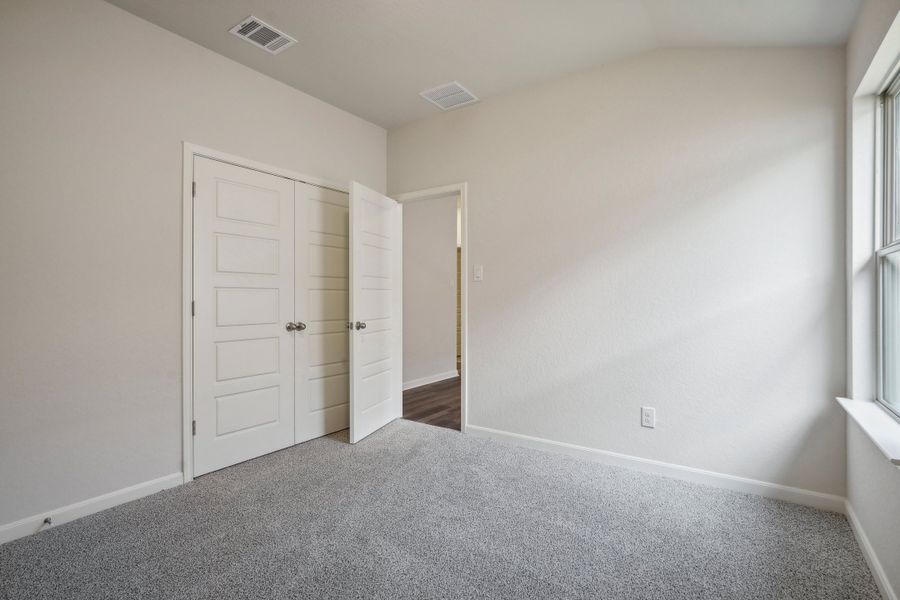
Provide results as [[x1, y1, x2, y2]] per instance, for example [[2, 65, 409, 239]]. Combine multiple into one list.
[[0, 420, 879, 600]]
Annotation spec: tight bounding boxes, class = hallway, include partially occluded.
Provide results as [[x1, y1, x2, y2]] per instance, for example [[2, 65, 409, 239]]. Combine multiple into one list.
[[402, 377, 461, 431]]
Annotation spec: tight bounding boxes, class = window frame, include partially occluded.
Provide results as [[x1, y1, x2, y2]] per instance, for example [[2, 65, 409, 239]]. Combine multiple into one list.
[[877, 72, 900, 421]]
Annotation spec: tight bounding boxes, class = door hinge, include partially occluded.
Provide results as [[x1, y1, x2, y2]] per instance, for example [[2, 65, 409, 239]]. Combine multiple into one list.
[[192, 181, 196, 198], [191, 300, 195, 317], [192, 420, 196, 436]]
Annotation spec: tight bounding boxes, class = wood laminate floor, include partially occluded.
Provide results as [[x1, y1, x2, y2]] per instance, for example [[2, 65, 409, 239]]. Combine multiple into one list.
[[403, 376, 461, 431]]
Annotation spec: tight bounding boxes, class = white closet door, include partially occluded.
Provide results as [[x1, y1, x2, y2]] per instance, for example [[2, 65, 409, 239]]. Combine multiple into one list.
[[193, 157, 295, 476], [349, 182, 403, 444], [295, 181, 350, 443]]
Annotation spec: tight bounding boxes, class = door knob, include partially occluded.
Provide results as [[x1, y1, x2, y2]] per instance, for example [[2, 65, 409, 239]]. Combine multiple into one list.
[[355, 321, 367, 330], [286, 322, 307, 332]]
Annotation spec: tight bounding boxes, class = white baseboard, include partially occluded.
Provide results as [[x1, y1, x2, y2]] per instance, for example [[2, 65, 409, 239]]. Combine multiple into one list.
[[0, 472, 183, 545], [403, 370, 459, 391], [466, 425, 847, 513], [846, 500, 898, 600]]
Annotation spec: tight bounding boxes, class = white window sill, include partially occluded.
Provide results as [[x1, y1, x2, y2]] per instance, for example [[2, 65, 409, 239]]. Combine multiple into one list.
[[837, 397, 900, 465]]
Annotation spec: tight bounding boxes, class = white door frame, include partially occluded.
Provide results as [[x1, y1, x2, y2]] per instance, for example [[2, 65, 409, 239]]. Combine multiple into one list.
[[394, 183, 469, 433], [181, 142, 350, 483]]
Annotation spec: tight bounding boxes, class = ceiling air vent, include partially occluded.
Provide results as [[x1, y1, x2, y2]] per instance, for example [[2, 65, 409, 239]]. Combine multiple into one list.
[[229, 16, 297, 55], [419, 82, 479, 111]]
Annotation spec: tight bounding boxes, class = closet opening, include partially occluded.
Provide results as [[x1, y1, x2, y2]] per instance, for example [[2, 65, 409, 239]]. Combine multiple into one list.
[[182, 143, 406, 480]]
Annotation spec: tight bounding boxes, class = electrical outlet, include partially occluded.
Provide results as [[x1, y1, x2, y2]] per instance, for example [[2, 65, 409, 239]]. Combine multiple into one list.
[[641, 406, 656, 428]]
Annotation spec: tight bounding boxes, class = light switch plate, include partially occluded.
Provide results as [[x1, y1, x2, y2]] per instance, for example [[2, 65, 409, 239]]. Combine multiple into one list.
[[474, 264, 484, 281]]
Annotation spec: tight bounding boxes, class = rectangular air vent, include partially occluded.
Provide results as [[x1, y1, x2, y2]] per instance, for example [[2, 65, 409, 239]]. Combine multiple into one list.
[[419, 82, 479, 111], [229, 16, 297, 55]]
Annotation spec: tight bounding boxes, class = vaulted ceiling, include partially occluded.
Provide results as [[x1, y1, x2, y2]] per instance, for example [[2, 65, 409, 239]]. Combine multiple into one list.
[[106, 0, 862, 128]]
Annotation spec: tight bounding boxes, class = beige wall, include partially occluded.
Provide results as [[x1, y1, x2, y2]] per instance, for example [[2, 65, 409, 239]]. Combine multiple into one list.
[[0, 0, 385, 526], [389, 47, 847, 495], [402, 196, 459, 385]]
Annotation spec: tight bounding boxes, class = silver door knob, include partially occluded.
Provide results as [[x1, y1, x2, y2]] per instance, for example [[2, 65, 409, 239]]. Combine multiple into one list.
[[286, 322, 307, 332], [355, 321, 367, 330]]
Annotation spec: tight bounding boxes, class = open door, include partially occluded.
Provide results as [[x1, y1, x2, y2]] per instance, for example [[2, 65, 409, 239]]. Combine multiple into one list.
[[349, 182, 403, 443]]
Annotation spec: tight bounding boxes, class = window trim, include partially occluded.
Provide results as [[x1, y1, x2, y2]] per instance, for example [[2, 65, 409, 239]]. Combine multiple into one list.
[[875, 245, 900, 420], [876, 72, 900, 422], [881, 75, 898, 244]]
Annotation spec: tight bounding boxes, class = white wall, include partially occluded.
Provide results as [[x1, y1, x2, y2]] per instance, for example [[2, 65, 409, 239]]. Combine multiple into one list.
[[847, 421, 900, 594], [389, 48, 847, 496], [402, 196, 459, 386], [845, 1, 900, 595], [0, 0, 385, 527]]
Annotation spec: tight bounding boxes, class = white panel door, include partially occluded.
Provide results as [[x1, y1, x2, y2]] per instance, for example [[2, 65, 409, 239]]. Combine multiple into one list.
[[349, 182, 403, 444], [295, 181, 351, 443], [193, 157, 295, 476]]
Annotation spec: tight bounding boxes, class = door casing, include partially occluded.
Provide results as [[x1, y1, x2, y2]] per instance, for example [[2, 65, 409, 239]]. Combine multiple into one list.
[[394, 183, 469, 435]]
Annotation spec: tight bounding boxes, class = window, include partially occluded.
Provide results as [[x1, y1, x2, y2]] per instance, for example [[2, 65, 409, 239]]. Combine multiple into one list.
[[878, 72, 900, 418]]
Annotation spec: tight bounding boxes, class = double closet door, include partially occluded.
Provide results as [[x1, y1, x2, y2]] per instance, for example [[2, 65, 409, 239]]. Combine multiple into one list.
[[192, 156, 402, 476]]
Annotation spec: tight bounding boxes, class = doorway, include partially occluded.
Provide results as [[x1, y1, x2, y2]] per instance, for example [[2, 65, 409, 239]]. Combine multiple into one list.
[[395, 184, 468, 432]]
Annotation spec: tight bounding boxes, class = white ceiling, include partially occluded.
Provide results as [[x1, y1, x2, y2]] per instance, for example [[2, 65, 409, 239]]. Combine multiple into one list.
[[105, 0, 861, 129]]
